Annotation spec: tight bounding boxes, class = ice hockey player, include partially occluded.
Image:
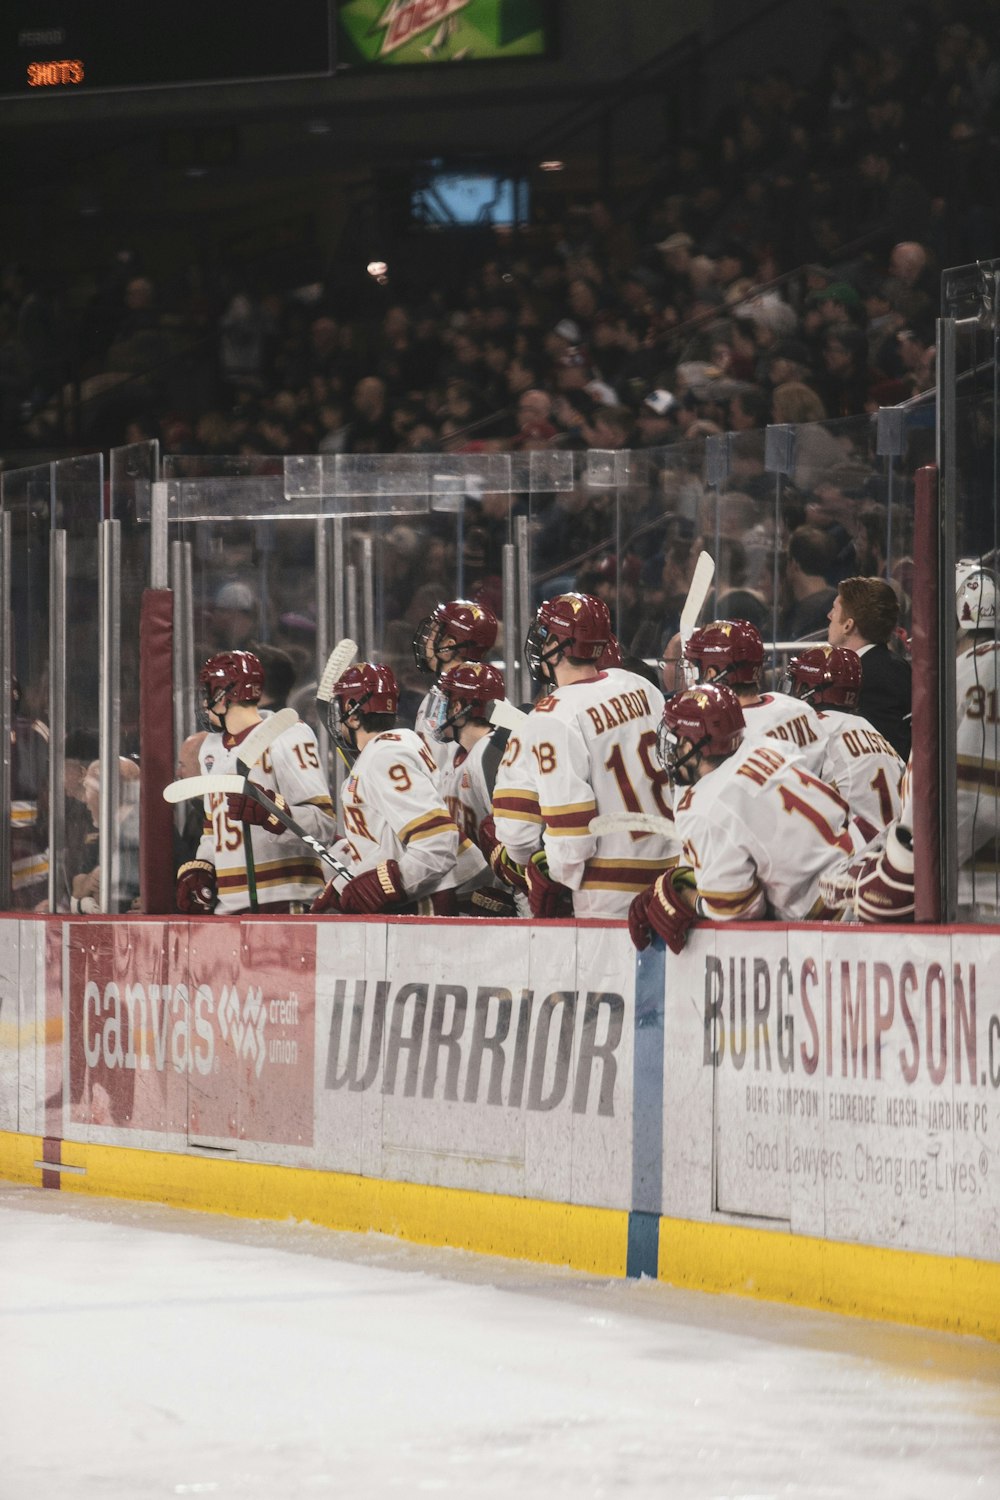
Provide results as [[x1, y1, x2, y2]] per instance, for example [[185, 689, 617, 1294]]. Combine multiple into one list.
[[487, 592, 676, 919], [785, 645, 904, 838], [176, 650, 336, 915], [311, 661, 486, 915], [628, 683, 858, 952], [426, 659, 523, 915], [684, 619, 825, 769], [412, 598, 498, 766]]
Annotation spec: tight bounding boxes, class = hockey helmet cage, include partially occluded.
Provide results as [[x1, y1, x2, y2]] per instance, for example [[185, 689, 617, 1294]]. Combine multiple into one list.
[[426, 660, 506, 741], [956, 560, 999, 631], [199, 650, 264, 711], [656, 683, 745, 782], [684, 619, 764, 686], [412, 598, 498, 676], [786, 645, 861, 708], [525, 592, 611, 679]]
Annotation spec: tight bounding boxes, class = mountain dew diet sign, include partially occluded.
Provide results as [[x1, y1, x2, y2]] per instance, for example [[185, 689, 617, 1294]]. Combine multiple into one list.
[[337, 0, 551, 65]]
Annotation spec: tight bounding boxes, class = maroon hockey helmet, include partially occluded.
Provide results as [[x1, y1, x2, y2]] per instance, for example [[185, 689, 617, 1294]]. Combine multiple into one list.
[[599, 633, 623, 670], [427, 660, 506, 741], [656, 683, 745, 783], [525, 592, 611, 681], [684, 619, 764, 687], [412, 598, 499, 677], [199, 650, 264, 711], [786, 645, 861, 708], [328, 662, 398, 757]]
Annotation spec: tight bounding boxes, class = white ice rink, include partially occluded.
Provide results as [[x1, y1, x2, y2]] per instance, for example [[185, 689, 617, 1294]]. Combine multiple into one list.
[[1, 1184, 998, 1499]]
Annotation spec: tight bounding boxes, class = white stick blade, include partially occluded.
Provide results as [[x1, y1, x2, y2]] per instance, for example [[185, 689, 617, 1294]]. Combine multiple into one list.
[[163, 774, 245, 804], [589, 812, 677, 837], [488, 698, 529, 731], [679, 551, 715, 637], [317, 639, 359, 703], [238, 707, 299, 769]]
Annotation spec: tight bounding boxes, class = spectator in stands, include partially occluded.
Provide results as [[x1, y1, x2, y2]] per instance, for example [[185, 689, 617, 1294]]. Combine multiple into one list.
[[783, 525, 839, 641]]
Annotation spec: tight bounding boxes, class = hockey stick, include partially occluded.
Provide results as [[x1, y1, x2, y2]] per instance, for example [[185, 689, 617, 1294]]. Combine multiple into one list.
[[316, 638, 359, 704], [164, 773, 351, 888], [488, 697, 529, 731], [679, 550, 715, 645], [589, 812, 677, 838]]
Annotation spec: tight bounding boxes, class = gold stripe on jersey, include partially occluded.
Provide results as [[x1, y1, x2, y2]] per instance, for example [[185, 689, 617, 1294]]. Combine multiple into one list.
[[398, 808, 457, 846], [493, 788, 542, 824], [216, 857, 324, 892], [580, 857, 675, 891], [11, 802, 39, 826], [302, 795, 336, 814], [12, 854, 48, 887], [541, 799, 598, 837], [958, 755, 1000, 792], [697, 880, 762, 917]]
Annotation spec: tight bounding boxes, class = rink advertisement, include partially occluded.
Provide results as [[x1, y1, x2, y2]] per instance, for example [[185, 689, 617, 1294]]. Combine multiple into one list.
[[663, 926, 1000, 1262], [313, 918, 636, 1208], [61, 919, 316, 1149]]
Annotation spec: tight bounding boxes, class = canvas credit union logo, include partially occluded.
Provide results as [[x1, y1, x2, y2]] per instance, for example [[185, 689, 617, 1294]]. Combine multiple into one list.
[[218, 985, 268, 1078]]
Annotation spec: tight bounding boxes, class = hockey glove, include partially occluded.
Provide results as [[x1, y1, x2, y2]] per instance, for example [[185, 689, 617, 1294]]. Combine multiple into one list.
[[310, 879, 342, 915], [338, 859, 406, 914], [525, 850, 574, 919], [819, 823, 914, 923], [479, 816, 529, 895], [226, 787, 289, 835], [645, 866, 697, 954], [628, 884, 655, 951], [176, 859, 217, 915]]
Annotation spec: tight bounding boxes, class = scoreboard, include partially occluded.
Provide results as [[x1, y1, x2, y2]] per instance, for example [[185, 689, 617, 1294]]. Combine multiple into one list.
[[1, 1, 334, 96]]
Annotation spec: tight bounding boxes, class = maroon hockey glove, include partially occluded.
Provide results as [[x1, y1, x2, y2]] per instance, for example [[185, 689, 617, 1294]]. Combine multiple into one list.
[[176, 859, 217, 915], [645, 866, 697, 954], [525, 850, 574, 919], [479, 816, 529, 895], [310, 879, 342, 915], [819, 823, 914, 923], [226, 787, 289, 835], [339, 859, 406, 914], [628, 885, 655, 951]]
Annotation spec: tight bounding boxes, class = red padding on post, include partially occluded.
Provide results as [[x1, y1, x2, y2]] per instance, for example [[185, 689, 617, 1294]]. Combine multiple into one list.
[[139, 589, 176, 914], [911, 464, 940, 922]]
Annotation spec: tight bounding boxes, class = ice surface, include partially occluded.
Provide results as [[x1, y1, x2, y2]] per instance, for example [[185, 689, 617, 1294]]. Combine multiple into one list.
[[1, 1184, 998, 1499]]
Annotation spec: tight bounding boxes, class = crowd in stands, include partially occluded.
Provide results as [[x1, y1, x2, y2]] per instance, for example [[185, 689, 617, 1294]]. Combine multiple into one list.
[[3, 5, 995, 700]]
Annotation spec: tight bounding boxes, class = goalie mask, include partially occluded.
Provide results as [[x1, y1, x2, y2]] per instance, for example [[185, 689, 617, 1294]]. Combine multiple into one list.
[[199, 650, 264, 727], [785, 645, 861, 709], [655, 684, 745, 786], [426, 661, 506, 743], [684, 619, 763, 688], [328, 662, 398, 760], [412, 598, 498, 678], [956, 560, 998, 631], [525, 592, 611, 683]]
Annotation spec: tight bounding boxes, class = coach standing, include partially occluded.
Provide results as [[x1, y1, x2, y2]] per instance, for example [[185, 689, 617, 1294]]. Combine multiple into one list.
[[827, 576, 911, 760]]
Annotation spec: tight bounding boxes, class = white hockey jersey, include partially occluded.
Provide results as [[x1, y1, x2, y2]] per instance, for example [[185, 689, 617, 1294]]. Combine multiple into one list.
[[955, 638, 1000, 905], [673, 737, 858, 922], [741, 691, 826, 772], [812, 708, 904, 839], [438, 728, 525, 911], [414, 688, 449, 772], [197, 716, 336, 914], [493, 669, 677, 918], [340, 728, 485, 899]]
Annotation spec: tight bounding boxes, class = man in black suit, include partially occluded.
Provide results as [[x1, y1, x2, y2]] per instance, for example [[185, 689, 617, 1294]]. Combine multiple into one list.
[[827, 576, 911, 760]]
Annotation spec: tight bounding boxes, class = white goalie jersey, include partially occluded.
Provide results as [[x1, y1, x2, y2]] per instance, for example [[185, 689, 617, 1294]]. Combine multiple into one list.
[[956, 637, 1000, 871], [340, 729, 485, 899], [492, 670, 677, 918], [674, 737, 859, 922], [197, 717, 336, 914]]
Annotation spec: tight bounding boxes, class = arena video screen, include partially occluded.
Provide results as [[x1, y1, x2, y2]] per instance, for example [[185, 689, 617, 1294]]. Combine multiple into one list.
[[1, 1, 333, 95], [337, 0, 554, 66], [411, 161, 530, 227]]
